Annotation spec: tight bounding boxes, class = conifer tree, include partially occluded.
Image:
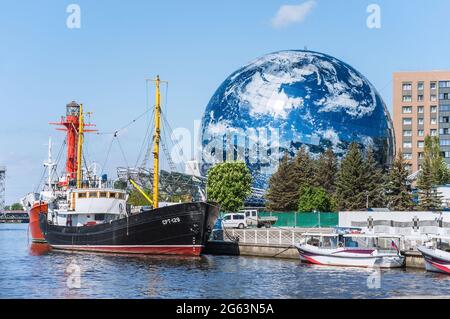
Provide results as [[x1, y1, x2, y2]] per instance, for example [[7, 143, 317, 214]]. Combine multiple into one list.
[[335, 142, 367, 210], [292, 146, 315, 192], [265, 154, 298, 211], [364, 146, 387, 208], [313, 146, 338, 194], [386, 151, 415, 211]]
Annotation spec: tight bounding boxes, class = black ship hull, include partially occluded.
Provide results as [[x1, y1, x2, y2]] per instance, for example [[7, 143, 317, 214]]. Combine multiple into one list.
[[39, 202, 219, 256]]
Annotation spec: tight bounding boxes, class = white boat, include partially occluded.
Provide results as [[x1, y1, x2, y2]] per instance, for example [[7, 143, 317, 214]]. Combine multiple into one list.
[[295, 233, 405, 268], [417, 236, 450, 274]]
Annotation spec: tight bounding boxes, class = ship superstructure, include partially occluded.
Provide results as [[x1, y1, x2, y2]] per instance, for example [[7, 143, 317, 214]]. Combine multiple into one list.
[[24, 76, 218, 255]]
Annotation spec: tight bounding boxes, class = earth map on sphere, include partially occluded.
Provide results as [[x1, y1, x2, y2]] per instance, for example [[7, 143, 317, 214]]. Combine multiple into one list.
[[201, 50, 395, 190]]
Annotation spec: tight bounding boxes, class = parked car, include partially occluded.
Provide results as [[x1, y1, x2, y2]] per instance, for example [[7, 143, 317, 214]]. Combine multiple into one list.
[[222, 213, 247, 229], [240, 210, 278, 228]]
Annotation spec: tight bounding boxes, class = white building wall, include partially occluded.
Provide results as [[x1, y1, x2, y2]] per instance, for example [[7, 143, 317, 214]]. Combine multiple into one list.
[[339, 211, 450, 237]]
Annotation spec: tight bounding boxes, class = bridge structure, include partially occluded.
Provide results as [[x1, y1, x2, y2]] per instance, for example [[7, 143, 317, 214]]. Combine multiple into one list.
[[117, 167, 266, 206], [0, 210, 29, 223]]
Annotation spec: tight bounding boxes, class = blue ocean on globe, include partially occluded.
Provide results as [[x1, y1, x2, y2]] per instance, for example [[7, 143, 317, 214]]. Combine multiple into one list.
[[201, 50, 395, 190]]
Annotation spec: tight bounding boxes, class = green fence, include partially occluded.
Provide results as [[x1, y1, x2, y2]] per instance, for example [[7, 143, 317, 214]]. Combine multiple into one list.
[[259, 211, 338, 228]]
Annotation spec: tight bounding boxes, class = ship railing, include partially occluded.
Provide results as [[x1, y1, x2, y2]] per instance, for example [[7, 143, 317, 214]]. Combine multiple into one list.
[[211, 228, 333, 246]]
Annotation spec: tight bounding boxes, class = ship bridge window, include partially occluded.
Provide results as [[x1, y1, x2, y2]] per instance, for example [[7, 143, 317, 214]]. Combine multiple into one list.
[[109, 192, 116, 198], [99, 192, 108, 198], [118, 193, 125, 200], [88, 192, 98, 198], [78, 193, 87, 198], [95, 214, 105, 221]]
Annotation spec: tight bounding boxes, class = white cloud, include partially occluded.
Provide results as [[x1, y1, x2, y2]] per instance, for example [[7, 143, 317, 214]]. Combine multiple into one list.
[[271, 1, 317, 29]]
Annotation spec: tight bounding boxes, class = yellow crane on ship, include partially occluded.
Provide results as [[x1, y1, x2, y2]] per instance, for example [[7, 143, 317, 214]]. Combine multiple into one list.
[[128, 75, 166, 209], [74, 76, 164, 209]]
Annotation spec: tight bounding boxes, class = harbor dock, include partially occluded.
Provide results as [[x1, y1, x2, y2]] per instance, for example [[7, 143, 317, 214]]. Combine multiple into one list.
[[206, 228, 331, 260], [205, 228, 427, 269]]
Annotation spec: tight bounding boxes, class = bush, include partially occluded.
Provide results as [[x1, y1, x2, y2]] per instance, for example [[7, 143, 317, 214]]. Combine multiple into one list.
[[298, 185, 335, 213]]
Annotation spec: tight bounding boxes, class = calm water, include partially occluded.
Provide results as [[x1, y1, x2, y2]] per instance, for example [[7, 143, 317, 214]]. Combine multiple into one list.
[[1, 223, 450, 299]]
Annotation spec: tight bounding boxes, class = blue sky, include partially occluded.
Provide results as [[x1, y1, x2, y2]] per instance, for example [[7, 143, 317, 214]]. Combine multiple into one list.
[[1, 0, 450, 204]]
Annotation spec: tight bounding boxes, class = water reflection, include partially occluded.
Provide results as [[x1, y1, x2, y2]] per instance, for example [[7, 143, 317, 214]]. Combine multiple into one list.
[[1, 224, 450, 299], [29, 243, 52, 256]]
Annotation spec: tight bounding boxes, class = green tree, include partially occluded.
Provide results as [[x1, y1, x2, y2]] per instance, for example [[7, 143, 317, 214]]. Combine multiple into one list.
[[386, 151, 415, 211], [364, 146, 387, 208], [335, 142, 367, 210], [292, 146, 315, 191], [417, 137, 444, 210], [10, 203, 24, 211], [313, 146, 338, 194], [127, 188, 152, 206], [114, 180, 128, 190], [298, 185, 335, 213], [207, 161, 252, 212], [426, 136, 449, 185], [266, 154, 299, 211]]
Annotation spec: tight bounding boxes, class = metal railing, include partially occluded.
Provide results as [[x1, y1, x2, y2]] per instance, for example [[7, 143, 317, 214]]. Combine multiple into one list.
[[211, 228, 333, 246]]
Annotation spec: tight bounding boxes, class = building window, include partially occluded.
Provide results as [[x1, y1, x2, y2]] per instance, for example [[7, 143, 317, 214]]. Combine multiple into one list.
[[418, 118, 424, 125], [405, 164, 412, 172], [418, 106, 424, 113], [403, 153, 412, 160], [440, 93, 449, 100], [403, 95, 412, 102], [441, 116, 450, 123], [418, 130, 424, 137], [444, 152, 450, 158], [403, 142, 412, 148], [403, 130, 412, 137], [431, 82, 437, 90], [402, 106, 412, 113], [431, 95, 437, 102], [418, 152, 424, 159], [431, 105, 438, 113], [441, 128, 449, 135], [418, 141, 425, 148], [431, 118, 437, 125], [431, 129, 437, 137], [403, 118, 413, 125], [441, 105, 450, 112], [417, 95, 424, 102], [439, 81, 450, 88], [418, 82, 424, 91], [441, 139, 450, 146], [402, 83, 412, 91]]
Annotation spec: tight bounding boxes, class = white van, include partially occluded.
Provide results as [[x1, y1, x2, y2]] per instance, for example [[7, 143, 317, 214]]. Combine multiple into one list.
[[222, 213, 247, 229]]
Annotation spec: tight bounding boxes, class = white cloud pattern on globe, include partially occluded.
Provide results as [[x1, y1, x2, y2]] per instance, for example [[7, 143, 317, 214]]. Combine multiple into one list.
[[201, 50, 394, 191]]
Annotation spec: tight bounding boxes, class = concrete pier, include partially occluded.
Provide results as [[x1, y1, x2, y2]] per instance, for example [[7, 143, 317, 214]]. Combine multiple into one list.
[[404, 251, 425, 269], [204, 241, 299, 260]]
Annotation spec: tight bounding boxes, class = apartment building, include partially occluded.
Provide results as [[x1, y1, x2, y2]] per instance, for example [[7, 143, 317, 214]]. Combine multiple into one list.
[[393, 71, 450, 173]]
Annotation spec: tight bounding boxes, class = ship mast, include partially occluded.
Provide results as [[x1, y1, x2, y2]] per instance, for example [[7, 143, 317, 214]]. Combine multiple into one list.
[[44, 137, 57, 189], [152, 76, 161, 208], [76, 103, 84, 189]]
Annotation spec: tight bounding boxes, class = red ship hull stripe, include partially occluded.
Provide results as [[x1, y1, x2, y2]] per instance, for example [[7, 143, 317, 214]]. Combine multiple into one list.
[[51, 245, 204, 256]]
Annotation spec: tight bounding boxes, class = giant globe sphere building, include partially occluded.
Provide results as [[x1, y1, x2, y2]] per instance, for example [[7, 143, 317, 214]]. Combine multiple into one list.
[[200, 50, 395, 190]]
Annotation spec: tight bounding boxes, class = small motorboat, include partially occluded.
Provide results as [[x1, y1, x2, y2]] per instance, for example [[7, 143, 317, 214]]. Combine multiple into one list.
[[418, 237, 450, 274], [295, 233, 405, 268]]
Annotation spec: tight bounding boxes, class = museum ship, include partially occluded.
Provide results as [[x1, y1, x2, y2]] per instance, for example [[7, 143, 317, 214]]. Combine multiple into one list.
[[24, 76, 219, 255]]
